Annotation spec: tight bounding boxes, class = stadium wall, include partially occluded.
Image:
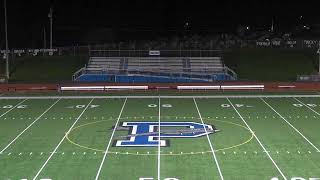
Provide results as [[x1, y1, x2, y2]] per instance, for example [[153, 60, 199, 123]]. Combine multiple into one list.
[[1, 82, 320, 92]]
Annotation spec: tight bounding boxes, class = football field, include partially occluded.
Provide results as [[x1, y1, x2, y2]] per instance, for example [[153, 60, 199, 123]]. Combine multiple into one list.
[[0, 95, 320, 180]]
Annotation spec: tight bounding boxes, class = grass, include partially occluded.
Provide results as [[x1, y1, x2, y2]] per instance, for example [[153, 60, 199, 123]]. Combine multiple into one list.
[[224, 48, 318, 81], [4, 56, 87, 82], [0, 94, 319, 180]]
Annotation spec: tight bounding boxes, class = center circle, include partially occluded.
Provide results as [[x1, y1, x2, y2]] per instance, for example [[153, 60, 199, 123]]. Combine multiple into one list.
[[66, 116, 254, 156]]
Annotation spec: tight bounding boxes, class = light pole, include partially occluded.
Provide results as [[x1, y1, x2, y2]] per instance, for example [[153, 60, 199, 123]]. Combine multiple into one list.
[[48, 7, 53, 51], [4, 0, 9, 80], [317, 46, 320, 74]]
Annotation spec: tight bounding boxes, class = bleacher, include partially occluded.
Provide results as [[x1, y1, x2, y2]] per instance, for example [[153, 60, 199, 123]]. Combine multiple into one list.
[[86, 57, 122, 72], [127, 57, 185, 73], [73, 55, 237, 82]]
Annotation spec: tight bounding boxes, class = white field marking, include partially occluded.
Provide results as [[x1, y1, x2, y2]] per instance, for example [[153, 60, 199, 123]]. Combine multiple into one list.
[[32, 98, 94, 180], [0, 99, 61, 154], [261, 98, 320, 152], [2, 94, 320, 100], [94, 98, 127, 180], [193, 98, 224, 180], [157, 97, 161, 180], [294, 97, 320, 116], [226, 98, 287, 180], [0, 99, 27, 119]]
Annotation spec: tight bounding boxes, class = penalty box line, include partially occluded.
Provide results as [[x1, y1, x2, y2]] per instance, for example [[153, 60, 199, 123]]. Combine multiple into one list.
[[261, 98, 320, 152], [0, 98, 61, 154], [94, 98, 128, 180], [226, 98, 288, 180], [193, 98, 224, 180], [32, 98, 95, 180]]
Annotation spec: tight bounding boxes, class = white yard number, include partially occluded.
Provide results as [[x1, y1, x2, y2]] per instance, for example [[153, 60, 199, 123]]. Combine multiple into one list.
[[293, 104, 303, 107], [221, 104, 245, 108], [140, 178, 179, 180], [21, 179, 52, 180], [2, 105, 27, 109], [148, 104, 172, 108], [221, 104, 230, 108], [293, 103, 318, 107], [148, 104, 157, 108], [3, 105, 13, 109], [17, 105, 27, 109], [271, 177, 320, 180], [71, 105, 99, 109], [162, 104, 172, 108], [76, 105, 86, 108]]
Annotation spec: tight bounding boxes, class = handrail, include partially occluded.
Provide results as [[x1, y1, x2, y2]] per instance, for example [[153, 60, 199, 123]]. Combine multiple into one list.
[[72, 67, 86, 81], [224, 66, 238, 80]]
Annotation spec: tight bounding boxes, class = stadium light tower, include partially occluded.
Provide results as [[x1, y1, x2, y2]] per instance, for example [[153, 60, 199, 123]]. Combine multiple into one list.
[[4, 0, 9, 79]]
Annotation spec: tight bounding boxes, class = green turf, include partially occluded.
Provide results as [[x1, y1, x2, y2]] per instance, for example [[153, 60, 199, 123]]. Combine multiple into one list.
[[224, 48, 318, 81], [5, 56, 87, 82], [0, 95, 319, 180]]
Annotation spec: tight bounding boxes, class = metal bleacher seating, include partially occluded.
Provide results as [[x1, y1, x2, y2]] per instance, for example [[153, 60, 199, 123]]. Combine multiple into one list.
[[74, 56, 236, 82], [86, 57, 122, 72], [86, 57, 225, 73]]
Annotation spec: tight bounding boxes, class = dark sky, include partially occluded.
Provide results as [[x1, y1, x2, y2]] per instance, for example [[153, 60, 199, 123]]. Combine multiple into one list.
[[1, 0, 319, 48]]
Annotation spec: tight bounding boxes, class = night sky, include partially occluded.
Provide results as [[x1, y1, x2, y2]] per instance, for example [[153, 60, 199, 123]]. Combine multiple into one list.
[[1, 0, 319, 48]]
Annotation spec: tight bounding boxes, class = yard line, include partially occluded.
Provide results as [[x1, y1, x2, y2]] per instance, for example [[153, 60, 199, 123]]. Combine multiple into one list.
[[193, 98, 224, 180], [293, 97, 320, 116], [158, 97, 161, 180], [94, 98, 127, 180], [226, 98, 287, 180], [0, 98, 61, 154], [0, 99, 27, 119], [32, 98, 94, 180], [261, 98, 320, 152]]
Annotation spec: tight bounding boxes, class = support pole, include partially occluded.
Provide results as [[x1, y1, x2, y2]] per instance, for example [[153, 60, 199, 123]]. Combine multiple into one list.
[[4, 0, 9, 80]]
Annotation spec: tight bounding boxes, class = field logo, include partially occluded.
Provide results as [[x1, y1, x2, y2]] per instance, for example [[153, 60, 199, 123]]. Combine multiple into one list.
[[114, 121, 218, 147]]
